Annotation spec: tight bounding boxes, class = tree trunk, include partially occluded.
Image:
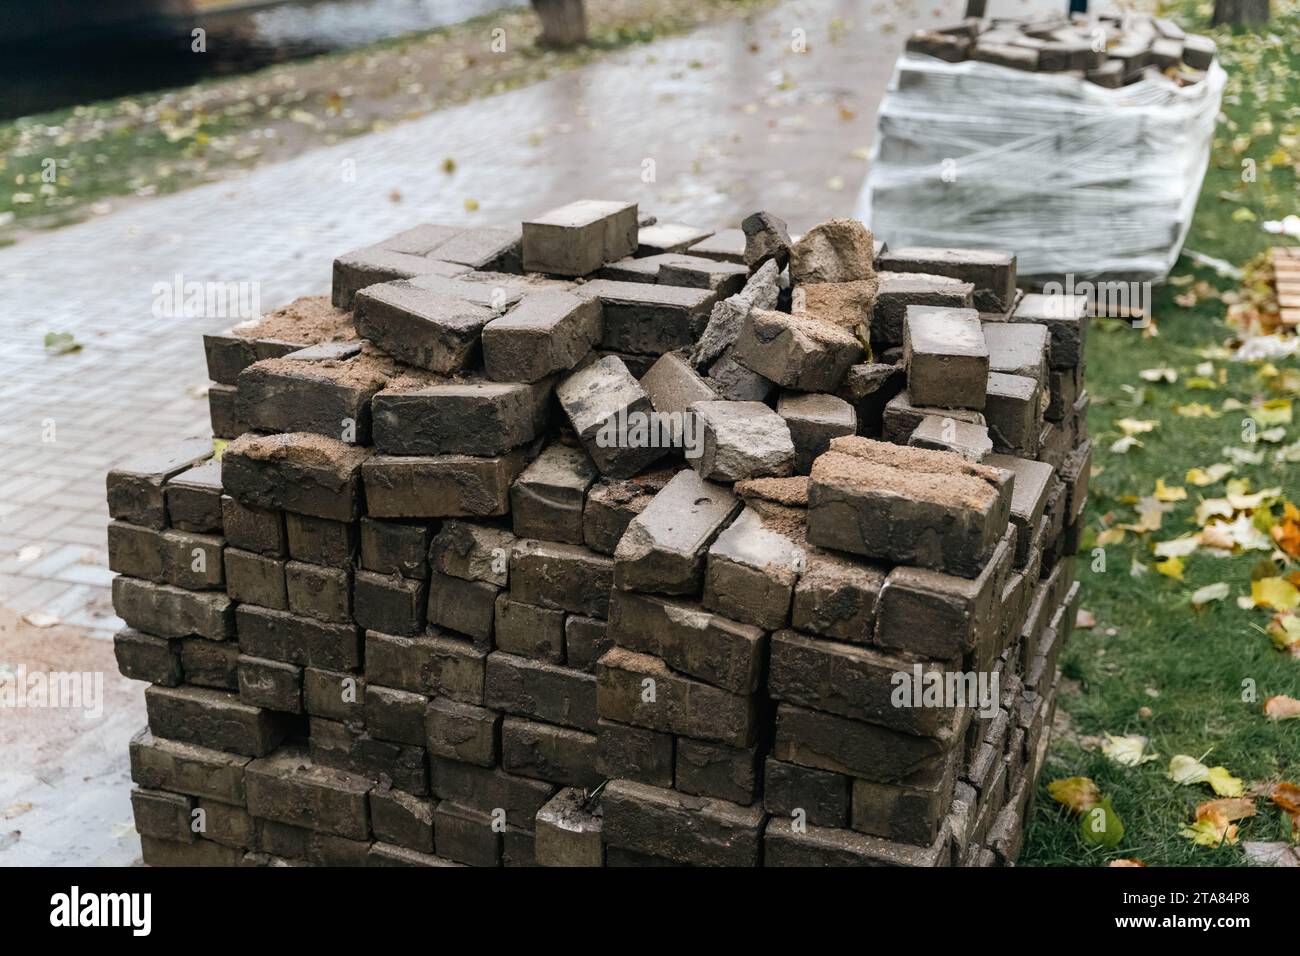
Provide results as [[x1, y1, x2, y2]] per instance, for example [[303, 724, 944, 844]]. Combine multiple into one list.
[[532, 0, 587, 48], [1212, 0, 1270, 25]]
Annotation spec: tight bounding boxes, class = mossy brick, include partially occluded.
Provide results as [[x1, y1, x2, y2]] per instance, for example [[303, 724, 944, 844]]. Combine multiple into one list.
[[555, 355, 665, 478], [509, 539, 613, 617], [791, 548, 886, 643], [179, 637, 240, 689], [285, 513, 357, 566], [354, 279, 494, 374], [222, 496, 285, 556], [521, 199, 638, 276], [763, 757, 850, 828], [732, 308, 863, 392], [354, 570, 427, 636], [224, 549, 288, 610], [363, 452, 525, 518], [129, 728, 251, 804], [428, 519, 514, 586], [764, 816, 950, 867], [674, 738, 760, 805], [596, 718, 674, 787], [702, 507, 801, 631], [285, 561, 352, 625], [482, 289, 602, 383], [602, 779, 763, 867], [500, 717, 601, 788], [426, 697, 500, 767], [429, 758, 555, 828], [107, 437, 214, 529], [246, 748, 372, 840], [510, 443, 596, 545], [360, 517, 431, 578], [772, 702, 961, 782], [235, 604, 361, 671], [535, 788, 605, 867], [237, 655, 303, 714], [165, 459, 224, 534], [485, 652, 598, 732], [613, 469, 740, 595], [806, 437, 1011, 578], [878, 246, 1016, 313], [370, 789, 435, 853], [145, 685, 289, 757], [433, 801, 500, 867], [364, 685, 430, 746], [564, 615, 611, 672], [112, 576, 234, 640], [769, 630, 957, 737], [494, 594, 565, 664], [596, 647, 758, 747], [303, 668, 365, 722], [608, 589, 765, 694], [114, 627, 183, 686], [222, 432, 369, 522], [331, 243, 469, 310], [131, 789, 197, 843], [364, 630, 486, 704], [372, 380, 539, 457], [582, 470, 673, 556]]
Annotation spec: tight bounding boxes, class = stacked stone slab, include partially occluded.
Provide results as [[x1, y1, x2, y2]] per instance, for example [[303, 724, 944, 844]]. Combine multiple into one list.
[[111, 200, 1086, 866], [905, 13, 1217, 87]]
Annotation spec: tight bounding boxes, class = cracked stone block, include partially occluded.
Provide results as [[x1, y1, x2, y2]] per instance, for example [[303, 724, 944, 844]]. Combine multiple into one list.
[[879, 247, 1016, 313], [733, 308, 863, 392], [983, 321, 1049, 388], [556, 355, 665, 478], [741, 211, 792, 270], [882, 389, 986, 444], [582, 469, 674, 556], [908, 414, 993, 462], [429, 520, 515, 586], [837, 362, 905, 437], [481, 289, 601, 383], [613, 468, 740, 595], [705, 350, 777, 403], [331, 244, 469, 310], [791, 548, 886, 643], [602, 779, 764, 867], [354, 280, 494, 373], [146, 685, 288, 757], [777, 391, 857, 473], [165, 459, 223, 534], [359, 518, 431, 579], [372, 380, 538, 457], [871, 272, 974, 350], [690, 259, 780, 369], [674, 738, 760, 805], [904, 306, 989, 410], [690, 400, 795, 483], [763, 758, 850, 828], [806, 436, 1011, 578], [501, 717, 600, 788], [657, 256, 748, 296], [223, 432, 370, 522], [636, 222, 713, 256], [535, 787, 604, 867], [789, 218, 876, 285], [795, 280, 878, 344], [426, 697, 500, 767], [522, 199, 638, 276], [702, 507, 802, 630], [1010, 292, 1088, 370], [510, 443, 597, 545], [107, 437, 214, 530], [639, 350, 717, 418], [773, 702, 961, 782], [362, 451, 526, 518], [509, 539, 614, 617], [983, 371, 1041, 457], [370, 789, 435, 853], [608, 588, 765, 694], [573, 280, 714, 356], [684, 227, 746, 264]]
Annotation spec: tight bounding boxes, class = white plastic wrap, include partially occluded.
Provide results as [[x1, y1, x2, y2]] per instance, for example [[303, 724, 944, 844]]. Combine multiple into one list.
[[857, 53, 1226, 284]]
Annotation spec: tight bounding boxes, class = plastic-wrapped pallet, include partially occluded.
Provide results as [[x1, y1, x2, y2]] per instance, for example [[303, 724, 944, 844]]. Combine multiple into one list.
[[857, 53, 1225, 284]]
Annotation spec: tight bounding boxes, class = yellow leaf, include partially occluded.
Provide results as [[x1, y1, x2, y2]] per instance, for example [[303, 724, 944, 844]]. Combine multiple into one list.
[[1155, 556, 1185, 580], [1263, 695, 1300, 720], [1206, 766, 1244, 797], [1191, 582, 1230, 607], [1252, 399, 1292, 427], [1181, 812, 1238, 847], [1139, 367, 1177, 383], [1103, 733, 1158, 767], [1117, 418, 1159, 435], [1175, 402, 1220, 419], [1108, 858, 1147, 867], [1047, 776, 1101, 815], [463, 198, 480, 212], [1186, 463, 1234, 486], [1168, 754, 1210, 785], [1195, 498, 1234, 526], [1267, 612, 1300, 656], [1096, 527, 1126, 546], [1154, 479, 1187, 502], [1252, 576, 1300, 611]]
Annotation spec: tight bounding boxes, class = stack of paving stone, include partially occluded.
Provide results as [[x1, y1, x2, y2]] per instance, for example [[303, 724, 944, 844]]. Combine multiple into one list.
[[905, 13, 1216, 87], [108, 200, 1087, 867]]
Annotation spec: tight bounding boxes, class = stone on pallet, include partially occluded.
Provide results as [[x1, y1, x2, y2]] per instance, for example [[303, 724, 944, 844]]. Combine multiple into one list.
[[777, 392, 857, 473], [613, 468, 740, 595], [354, 280, 494, 374], [602, 779, 764, 867], [690, 400, 795, 483], [908, 414, 993, 462], [107, 437, 214, 530], [1011, 293, 1088, 369], [733, 308, 863, 392], [904, 306, 988, 410], [363, 451, 525, 518], [790, 549, 885, 643], [485, 652, 597, 732], [112, 576, 234, 641], [535, 788, 604, 867], [702, 508, 802, 631], [807, 437, 1010, 578], [145, 685, 288, 757], [372, 380, 539, 456], [763, 757, 850, 828], [223, 432, 368, 522], [984, 372, 1041, 456], [522, 200, 638, 276], [481, 289, 601, 383], [509, 443, 596, 545], [879, 247, 1016, 313], [556, 355, 664, 478], [741, 211, 792, 270]]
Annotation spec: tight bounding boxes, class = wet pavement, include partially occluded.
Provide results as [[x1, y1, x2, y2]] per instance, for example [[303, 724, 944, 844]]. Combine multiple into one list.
[[0, 0, 1058, 865]]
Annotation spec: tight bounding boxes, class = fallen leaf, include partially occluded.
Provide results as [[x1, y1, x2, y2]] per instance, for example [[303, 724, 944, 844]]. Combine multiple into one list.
[[1186, 463, 1234, 486], [1270, 503, 1300, 558], [1264, 695, 1300, 720], [1, 802, 32, 820], [1242, 841, 1300, 866], [1079, 798, 1125, 848], [1096, 527, 1126, 545], [1108, 858, 1147, 867], [1207, 766, 1245, 797], [43, 332, 82, 354], [1154, 478, 1187, 502], [21, 611, 60, 628], [1169, 754, 1211, 785], [1191, 582, 1231, 607], [1076, 609, 1097, 629], [1104, 734, 1158, 767], [1266, 612, 1300, 656], [463, 198, 480, 212], [1196, 797, 1256, 821], [1139, 366, 1177, 383], [1048, 776, 1101, 815], [1182, 810, 1239, 846], [1155, 556, 1185, 580], [1252, 576, 1300, 611], [1154, 536, 1199, 558]]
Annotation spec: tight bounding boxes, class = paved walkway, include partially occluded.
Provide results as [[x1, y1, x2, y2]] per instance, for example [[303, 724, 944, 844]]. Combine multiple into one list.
[[0, 0, 1059, 865]]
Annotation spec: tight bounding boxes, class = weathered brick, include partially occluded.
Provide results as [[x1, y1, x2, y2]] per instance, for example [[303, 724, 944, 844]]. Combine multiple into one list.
[[359, 517, 431, 578], [509, 443, 596, 544], [501, 717, 600, 788], [763, 757, 850, 828], [237, 655, 303, 714], [564, 615, 611, 672], [581, 470, 672, 556], [285, 513, 357, 566], [426, 697, 500, 767], [224, 549, 288, 610], [165, 459, 224, 534], [535, 788, 604, 867], [365, 630, 486, 704], [878, 246, 1016, 313], [285, 561, 352, 624], [429, 758, 555, 828], [772, 702, 959, 782], [602, 779, 763, 867], [596, 718, 674, 787], [510, 539, 613, 617], [764, 816, 949, 867], [494, 594, 565, 664], [354, 280, 495, 374], [302, 667, 365, 722], [674, 737, 759, 805], [112, 576, 234, 640], [555, 355, 665, 478], [114, 627, 183, 686], [129, 728, 250, 804], [107, 437, 213, 529], [732, 308, 863, 392], [145, 685, 288, 757], [363, 452, 525, 518], [179, 637, 240, 689], [223, 432, 369, 521], [427, 571, 499, 644], [354, 570, 427, 636], [482, 289, 602, 383], [246, 747, 371, 839], [372, 380, 539, 456], [522, 200, 638, 276], [370, 788, 435, 853], [574, 279, 714, 356], [222, 496, 285, 556], [235, 603, 361, 671], [485, 653, 597, 733], [364, 685, 429, 745]]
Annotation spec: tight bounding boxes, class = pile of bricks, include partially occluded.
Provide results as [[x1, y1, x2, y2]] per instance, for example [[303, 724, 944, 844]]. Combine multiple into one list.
[[906, 13, 1216, 87], [108, 200, 1089, 866]]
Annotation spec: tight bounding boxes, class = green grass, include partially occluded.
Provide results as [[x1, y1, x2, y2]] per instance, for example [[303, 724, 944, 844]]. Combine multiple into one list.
[[1020, 0, 1300, 866]]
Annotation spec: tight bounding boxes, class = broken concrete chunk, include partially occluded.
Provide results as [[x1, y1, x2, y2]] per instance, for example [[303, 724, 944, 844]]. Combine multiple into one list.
[[741, 211, 792, 270], [556, 355, 665, 478], [690, 400, 796, 483], [789, 219, 877, 285], [733, 308, 864, 393]]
